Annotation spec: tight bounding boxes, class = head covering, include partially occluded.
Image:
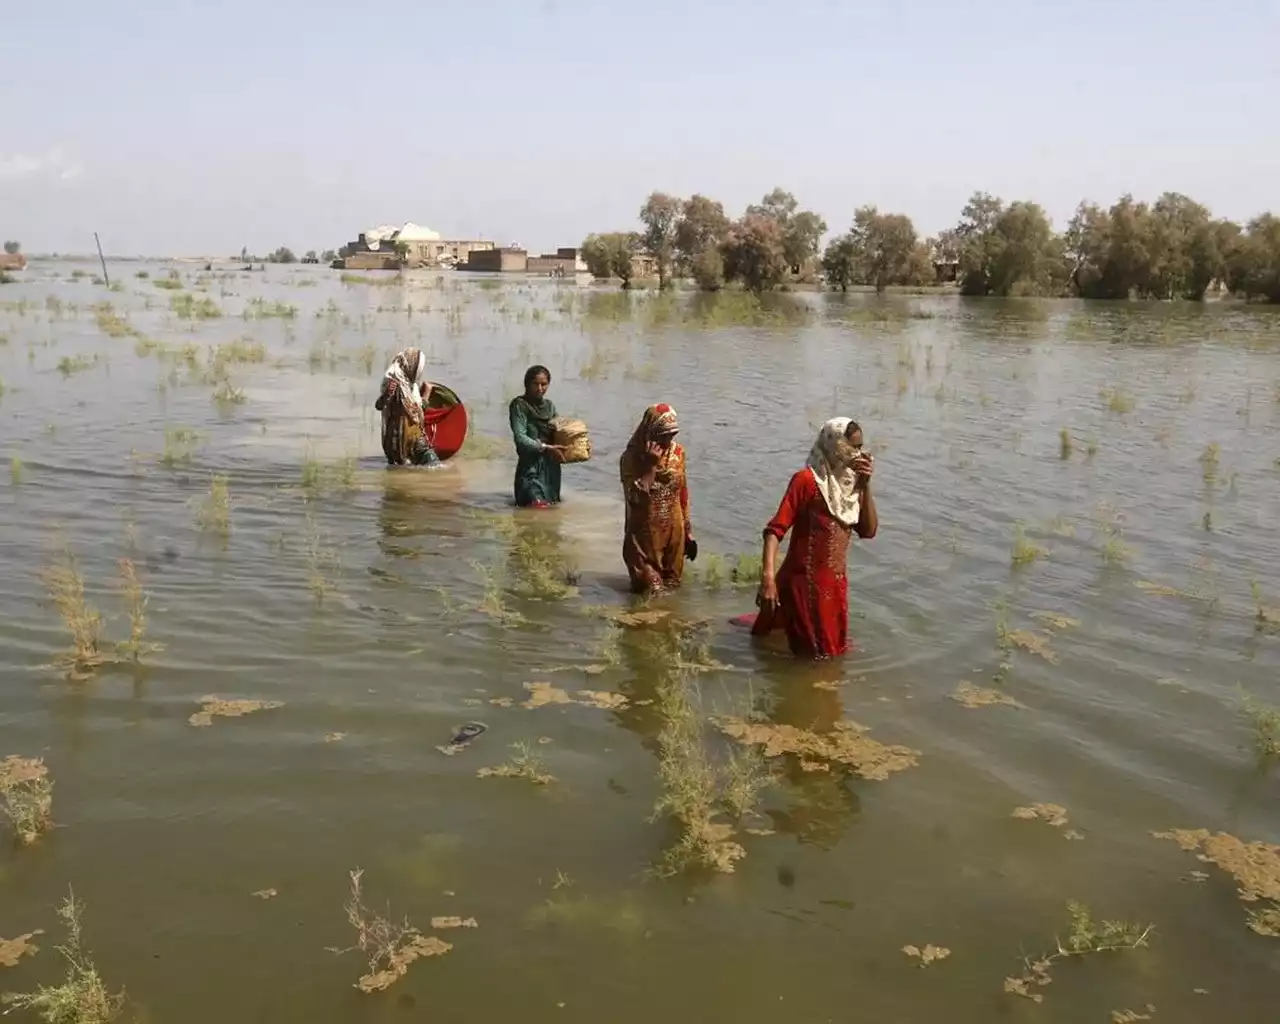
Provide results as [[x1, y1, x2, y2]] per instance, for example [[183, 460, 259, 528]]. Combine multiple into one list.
[[383, 347, 429, 421], [621, 404, 681, 486], [805, 417, 861, 526]]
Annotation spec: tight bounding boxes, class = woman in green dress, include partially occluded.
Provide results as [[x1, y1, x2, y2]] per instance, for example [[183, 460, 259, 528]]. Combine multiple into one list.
[[509, 365, 566, 507]]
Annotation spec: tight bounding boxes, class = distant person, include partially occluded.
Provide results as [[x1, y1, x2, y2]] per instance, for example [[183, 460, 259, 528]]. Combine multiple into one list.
[[746, 418, 877, 659], [619, 404, 695, 594], [375, 347, 440, 467], [509, 365, 565, 507]]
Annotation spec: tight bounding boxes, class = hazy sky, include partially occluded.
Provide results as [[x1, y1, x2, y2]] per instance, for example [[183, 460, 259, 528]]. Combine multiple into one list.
[[3, 0, 1277, 256]]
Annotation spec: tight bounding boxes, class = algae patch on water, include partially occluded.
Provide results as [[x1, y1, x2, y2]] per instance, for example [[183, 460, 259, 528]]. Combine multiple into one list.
[[188, 696, 284, 727], [902, 943, 950, 967], [519, 681, 628, 711], [0, 930, 42, 968], [1152, 829, 1280, 937], [715, 717, 919, 781], [951, 681, 1024, 710], [1011, 803, 1084, 839]]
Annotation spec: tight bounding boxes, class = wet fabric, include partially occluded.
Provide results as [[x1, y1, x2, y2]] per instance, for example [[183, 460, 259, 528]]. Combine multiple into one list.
[[619, 404, 690, 594], [806, 416, 861, 526], [752, 468, 856, 658], [509, 395, 561, 505], [379, 348, 436, 467]]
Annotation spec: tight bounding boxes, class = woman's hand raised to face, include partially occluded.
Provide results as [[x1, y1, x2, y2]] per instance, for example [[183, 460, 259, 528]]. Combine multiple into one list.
[[645, 441, 666, 462], [852, 452, 874, 484]]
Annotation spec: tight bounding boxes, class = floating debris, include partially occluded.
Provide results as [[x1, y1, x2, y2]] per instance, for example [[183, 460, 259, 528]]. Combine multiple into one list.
[[1135, 580, 1186, 598], [951, 681, 1024, 709], [1004, 958, 1053, 1002], [358, 934, 451, 993], [1033, 611, 1080, 631], [518, 682, 628, 711], [437, 722, 487, 756], [1152, 829, 1280, 937], [489, 697, 515, 708], [902, 943, 950, 967], [0, 930, 43, 968], [189, 696, 283, 727], [325, 732, 346, 743], [607, 609, 672, 628], [477, 742, 555, 785], [252, 888, 278, 900], [1012, 803, 1072, 830], [576, 690, 628, 710], [715, 717, 919, 781], [1006, 629, 1058, 662], [1111, 1006, 1156, 1023], [430, 916, 477, 930], [521, 682, 573, 709], [336, 869, 455, 994]]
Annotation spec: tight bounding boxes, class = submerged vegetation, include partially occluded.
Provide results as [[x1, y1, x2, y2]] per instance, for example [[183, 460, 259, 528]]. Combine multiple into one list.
[[1004, 901, 1153, 1003], [1, 892, 126, 1023], [332, 869, 454, 993], [0, 755, 54, 845]]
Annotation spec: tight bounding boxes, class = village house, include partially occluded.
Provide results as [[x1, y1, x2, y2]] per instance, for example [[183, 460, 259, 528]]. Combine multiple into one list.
[[336, 223, 496, 269]]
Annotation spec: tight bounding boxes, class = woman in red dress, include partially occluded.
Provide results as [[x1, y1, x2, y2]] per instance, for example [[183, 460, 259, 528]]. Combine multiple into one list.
[[751, 417, 877, 659]]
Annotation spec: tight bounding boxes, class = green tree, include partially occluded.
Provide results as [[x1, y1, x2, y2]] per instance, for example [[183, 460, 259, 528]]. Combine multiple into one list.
[[582, 232, 639, 288], [820, 235, 858, 291], [841, 206, 920, 292], [954, 192, 1007, 295], [268, 246, 297, 264], [3, 240, 20, 255], [986, 201, 1060, 296], [639, 192, 682, 290], [691, 246, 725, 291], [783, 210, 827, 273], [1228, 213, 1280, 302], [954, 194, 1062, 296], [746, 188, 825, 272], [722, 214, 788, 293], [320, 249, 337, 263], [747, 187, 799, 224], [674, 194, 730, 277]]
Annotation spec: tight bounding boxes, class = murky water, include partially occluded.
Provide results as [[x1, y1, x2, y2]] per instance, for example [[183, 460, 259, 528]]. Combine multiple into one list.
[[2, 263, 1278, 1022]]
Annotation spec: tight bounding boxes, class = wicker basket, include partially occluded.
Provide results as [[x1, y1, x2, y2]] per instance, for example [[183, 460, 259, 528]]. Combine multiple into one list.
[[551, 417, 592, 464]]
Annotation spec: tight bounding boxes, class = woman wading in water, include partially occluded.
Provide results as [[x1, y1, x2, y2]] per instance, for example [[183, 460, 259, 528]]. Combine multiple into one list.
[[749, 417, 877, 659], [376, 347, 440, 467], [619, 403, 695, 594], [509, 365, 565, 507]]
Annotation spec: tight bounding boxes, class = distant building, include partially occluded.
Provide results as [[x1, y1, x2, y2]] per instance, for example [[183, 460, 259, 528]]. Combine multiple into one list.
[[335, 222, 496, 269], [462, 247, 530, 273], [0, 252, 27, 272], [527, 247, 589, 277]]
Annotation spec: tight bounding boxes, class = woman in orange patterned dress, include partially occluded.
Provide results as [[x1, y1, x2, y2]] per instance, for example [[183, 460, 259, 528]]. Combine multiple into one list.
[[619, 404, 696, 595], [751, 417, 877, 659]]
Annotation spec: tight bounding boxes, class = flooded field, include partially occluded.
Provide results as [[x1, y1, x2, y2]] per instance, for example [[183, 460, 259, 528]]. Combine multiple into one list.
[[1, 262, 1278, 1022]]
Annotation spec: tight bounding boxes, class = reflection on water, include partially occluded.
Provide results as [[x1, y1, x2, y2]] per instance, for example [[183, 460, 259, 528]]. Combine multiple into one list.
[[1, 263, 1278, 1021]]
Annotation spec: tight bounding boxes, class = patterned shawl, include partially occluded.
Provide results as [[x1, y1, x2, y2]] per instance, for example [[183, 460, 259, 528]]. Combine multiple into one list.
[[383, 347, 428, 422], [806, 417, 861, 526], [620, 404, 681, 488]]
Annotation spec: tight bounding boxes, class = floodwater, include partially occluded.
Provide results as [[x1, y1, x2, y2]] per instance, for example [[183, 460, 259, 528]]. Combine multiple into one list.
[[1, 262, 1278, 1022]]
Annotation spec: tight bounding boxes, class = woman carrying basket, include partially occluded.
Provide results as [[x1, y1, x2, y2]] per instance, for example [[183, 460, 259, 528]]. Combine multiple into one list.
[[509, 365, 565, 507]]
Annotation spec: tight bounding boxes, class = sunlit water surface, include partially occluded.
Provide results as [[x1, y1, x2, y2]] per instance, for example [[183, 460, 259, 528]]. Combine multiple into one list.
[[1, 262, 1278, 1022]]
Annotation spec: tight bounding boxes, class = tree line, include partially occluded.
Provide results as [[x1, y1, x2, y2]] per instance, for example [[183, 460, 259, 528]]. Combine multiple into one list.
[[583, 189, 1280, 303]]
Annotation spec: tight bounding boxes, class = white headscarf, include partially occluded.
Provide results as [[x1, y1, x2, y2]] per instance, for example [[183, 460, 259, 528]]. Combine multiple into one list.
[[382, 348, 429, 421], [805, 417, 861, 526]]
